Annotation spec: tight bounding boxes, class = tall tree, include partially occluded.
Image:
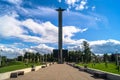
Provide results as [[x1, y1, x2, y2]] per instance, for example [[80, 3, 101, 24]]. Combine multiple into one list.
[[83, 41, 92, 63], [35, 52, 40, 63]]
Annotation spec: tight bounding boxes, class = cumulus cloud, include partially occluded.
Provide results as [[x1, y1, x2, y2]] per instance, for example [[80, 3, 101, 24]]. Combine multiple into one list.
[[65, 0, 89, 11], [0, 43, 53, 58], [18, 7, 57, 17], [75, 0, 87, 10], [22, 19, 58, 43], [92, 6, 96, 11], [0, 12, 87, 45], [65, 0, 79, 5], [0, 15, 26, 37], [30, 44, 54, 54], [63, 26, 86, 38], [20, 7, 104, 29], [0, 45, 23, 58], [68, 39, 120, 54], [63, 26, 87, 44], [58, 0, 61, 3], [7, 0, 22, 5]]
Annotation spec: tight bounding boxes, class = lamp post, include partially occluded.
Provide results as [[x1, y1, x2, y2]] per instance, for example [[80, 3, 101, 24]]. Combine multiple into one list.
[[56, 7, 65, 64], [45, 54, 47, 63], [0, 49, 2, 66], [116, 49, 119, 66], [43, 54, 44, 63]]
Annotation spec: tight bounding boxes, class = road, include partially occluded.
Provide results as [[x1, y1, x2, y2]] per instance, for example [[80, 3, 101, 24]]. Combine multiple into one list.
[[6, 63, 107, 80]]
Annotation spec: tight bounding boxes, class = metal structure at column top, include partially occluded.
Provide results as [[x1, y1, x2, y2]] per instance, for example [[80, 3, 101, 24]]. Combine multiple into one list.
[[56, 7, 65, 64]]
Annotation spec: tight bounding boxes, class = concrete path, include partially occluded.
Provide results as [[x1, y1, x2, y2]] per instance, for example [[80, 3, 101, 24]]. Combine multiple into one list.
[[6, 63, 106, 80]]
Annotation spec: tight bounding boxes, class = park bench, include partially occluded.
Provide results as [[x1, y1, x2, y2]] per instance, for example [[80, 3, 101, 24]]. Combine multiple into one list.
[[18, 71, 24, 75], [41, 65, 46, 68], [10, 72, 18, 78], [10, 71, 24, 78], [31, 65, 35, 71], [31, 68, 35, 71]]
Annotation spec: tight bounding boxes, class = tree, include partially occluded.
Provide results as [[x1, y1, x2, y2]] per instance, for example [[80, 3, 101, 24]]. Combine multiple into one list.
[[35, 52, 40, 63], [82, 41, 92, 63], [24, 52, 35, 63], [103, 53, 109, 62], [1, 56, 7, 66], [103, 53, 109, 68], [17, 56, 23, 61], [110, 54, 116, 62]]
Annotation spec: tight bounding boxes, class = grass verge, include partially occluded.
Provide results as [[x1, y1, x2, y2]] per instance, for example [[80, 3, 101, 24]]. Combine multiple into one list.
[[77, 62, 120, 75], [0, 61, 41, 73]]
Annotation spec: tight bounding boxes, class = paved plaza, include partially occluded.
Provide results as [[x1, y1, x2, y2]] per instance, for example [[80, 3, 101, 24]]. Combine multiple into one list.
[[6, 63, 107, 80]]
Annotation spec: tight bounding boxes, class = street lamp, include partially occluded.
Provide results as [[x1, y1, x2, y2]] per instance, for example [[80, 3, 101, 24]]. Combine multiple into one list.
[[116, 49, 119, 66], [0, 49, 3, 66], [42, 54, 44, 63]]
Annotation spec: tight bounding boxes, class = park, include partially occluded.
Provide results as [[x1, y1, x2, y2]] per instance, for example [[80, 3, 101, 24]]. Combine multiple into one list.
[[0, 1, 120, 80]]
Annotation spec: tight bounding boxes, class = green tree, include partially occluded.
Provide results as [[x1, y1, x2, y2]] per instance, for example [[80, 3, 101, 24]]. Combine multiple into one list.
[[110, 54, 116, 62], [35, 52, 40, 63], [103, 53, 109, 68], [17, 56, 23, 61], [1, 56, 7, 66], [82, 41, 92, 63]]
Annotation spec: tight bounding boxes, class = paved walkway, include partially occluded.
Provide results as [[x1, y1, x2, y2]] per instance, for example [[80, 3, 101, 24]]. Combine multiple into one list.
[[6, 63, 106, 80]]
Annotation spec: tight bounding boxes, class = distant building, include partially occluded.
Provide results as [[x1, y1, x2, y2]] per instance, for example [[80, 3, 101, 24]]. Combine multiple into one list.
[[53, 49, 68, 62]]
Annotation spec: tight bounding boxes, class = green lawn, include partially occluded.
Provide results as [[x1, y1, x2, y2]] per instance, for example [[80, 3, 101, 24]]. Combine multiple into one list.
[[0, 61, 42, 73], [77, 62, 120, 75]]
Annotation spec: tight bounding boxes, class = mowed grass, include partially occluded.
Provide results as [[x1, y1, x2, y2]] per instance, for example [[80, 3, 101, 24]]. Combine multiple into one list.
[[77, 62, 120, 75], [0, 61, 41, 73]]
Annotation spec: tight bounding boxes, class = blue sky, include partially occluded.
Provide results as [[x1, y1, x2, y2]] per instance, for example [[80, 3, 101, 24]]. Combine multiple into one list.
[[0, 0, 120, 58]]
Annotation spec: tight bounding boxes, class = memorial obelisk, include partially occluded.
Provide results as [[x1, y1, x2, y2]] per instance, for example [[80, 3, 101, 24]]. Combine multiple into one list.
[[56, 7, 65, 64]]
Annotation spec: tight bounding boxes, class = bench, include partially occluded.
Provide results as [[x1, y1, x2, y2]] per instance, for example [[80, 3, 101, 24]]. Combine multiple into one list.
[[93, 71, 107, 78], [10, 71, 24, 78], [10, 72, 18, 78], [31, 68, 35, 71], [41, 65, 46, 68], [18, 71, 24, 75]]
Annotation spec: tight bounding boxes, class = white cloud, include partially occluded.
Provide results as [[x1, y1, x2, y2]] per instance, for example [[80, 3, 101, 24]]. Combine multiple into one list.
[[64, 11, 103, 28], [0, 43, 54, 58], [0, 13, 87, 45], [65, 0, 88, 11], [0, 43, 53, 57], [7, 0, 22, 5], [23, 48, 37, 53], [92, 6, 96, 11], [0, 45, 24, 58], [63, 26, 87, 44], [63, 26, 82, 38], [20, 7, 56, 17], [89, 39, 120, 54], [75, 0, 87, 10], [22, 19, 58, 43], [2, 39, 120, 58], [65, 0, 79, 5], [58, 0, 61, 3], [30, 44, 54, 54], [89, 39, 120, 46], [0, 15, 26, 37], [18, 35, 42, 43], [22, 18, 88, 44], [68, 39, 120, 54]]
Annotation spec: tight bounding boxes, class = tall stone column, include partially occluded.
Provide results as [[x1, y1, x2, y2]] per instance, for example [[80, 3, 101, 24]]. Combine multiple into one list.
[[56, 7, 65, 64]]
